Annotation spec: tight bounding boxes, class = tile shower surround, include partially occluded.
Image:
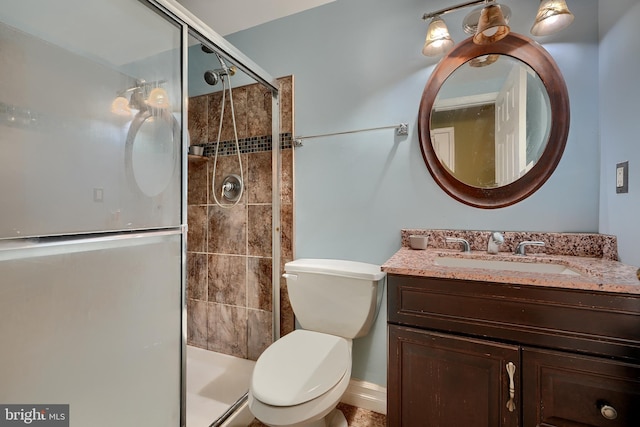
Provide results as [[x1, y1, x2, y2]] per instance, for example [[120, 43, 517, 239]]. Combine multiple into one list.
[[187, 76, 294, 361]]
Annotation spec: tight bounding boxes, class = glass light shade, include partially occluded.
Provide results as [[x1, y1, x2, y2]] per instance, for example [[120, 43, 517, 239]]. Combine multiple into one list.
[[462, 5, 511, 35], [129, 89, 146, 111], [111, 96, 132, 116], [146, 87, 170, 109], [469, 54, 500, 67], [422, 17, 454, 57], [473, 4, 510, 45], [530, 0, 574, 36]]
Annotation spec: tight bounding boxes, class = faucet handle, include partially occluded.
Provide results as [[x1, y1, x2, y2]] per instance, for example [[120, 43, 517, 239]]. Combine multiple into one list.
[[446, 237, 471, 253], [514, 241, 545, 255]]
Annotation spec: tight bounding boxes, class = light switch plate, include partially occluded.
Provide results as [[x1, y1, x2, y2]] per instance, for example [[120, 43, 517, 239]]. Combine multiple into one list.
[[616, 161, 628, 194], [93, 187, 104, 202]]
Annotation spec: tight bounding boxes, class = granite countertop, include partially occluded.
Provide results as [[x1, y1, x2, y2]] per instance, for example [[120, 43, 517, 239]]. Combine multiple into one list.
[[382, 246, 640, 295]]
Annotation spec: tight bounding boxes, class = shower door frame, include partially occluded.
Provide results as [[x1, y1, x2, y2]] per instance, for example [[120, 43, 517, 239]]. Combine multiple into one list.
[[142, 1, 282, 426]]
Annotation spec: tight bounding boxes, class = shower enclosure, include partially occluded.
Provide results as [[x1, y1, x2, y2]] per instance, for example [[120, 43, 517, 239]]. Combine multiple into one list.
[[185, 31, 295, 426], [0, 0, 282, 426]]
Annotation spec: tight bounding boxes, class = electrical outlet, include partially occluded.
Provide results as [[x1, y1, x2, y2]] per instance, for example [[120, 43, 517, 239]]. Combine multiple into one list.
[[616, 168, 624, 187], [616, 161, 628, 194]]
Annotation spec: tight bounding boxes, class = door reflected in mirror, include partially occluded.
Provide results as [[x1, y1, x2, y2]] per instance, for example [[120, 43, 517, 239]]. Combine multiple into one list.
[[431, 55, 551, 188]]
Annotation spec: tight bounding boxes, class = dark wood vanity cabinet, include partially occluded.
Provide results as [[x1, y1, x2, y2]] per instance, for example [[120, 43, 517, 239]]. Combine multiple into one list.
[[522, 348, 640, 426], [389, 325, 521, 427], [387, 274, 640, 427]]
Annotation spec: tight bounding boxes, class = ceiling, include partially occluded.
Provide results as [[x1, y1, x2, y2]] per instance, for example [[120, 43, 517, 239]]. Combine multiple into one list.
[[0, 0, 335, 69], [175, 0, 336, 36]]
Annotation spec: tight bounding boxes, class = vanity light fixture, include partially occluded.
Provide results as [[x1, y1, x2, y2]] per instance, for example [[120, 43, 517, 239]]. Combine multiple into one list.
[[111, 80, 170, 117], [128, 87, 147, 111], [422, 0, 509, 56], [530, 0, 574, 36], [110, 95, 132, 116], [422, 16, 455, 56], [146, 87, 170, 109], [473, 2, 510, 44], [421, 0, 573, 57]]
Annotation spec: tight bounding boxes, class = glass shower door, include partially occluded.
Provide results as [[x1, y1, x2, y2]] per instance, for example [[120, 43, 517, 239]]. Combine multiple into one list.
[[0, 1, 186, 426], [0, 0, 183, 239], [0, 233, 182, 426]]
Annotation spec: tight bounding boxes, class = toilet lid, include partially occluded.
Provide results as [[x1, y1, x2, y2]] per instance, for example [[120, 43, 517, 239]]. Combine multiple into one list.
[[251, 330, 350, 407], [285, 258, 385, 281]]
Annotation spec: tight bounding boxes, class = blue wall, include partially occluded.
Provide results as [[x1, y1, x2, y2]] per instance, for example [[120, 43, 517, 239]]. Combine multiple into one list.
[[599, 1, 640, 267], [227, 0, 602, 386]]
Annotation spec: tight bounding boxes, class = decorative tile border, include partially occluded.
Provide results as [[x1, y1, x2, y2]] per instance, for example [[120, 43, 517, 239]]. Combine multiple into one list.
[[194, 133, 293, 157]]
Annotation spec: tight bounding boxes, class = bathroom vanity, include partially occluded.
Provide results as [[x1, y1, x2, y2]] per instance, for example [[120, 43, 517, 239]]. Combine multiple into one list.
[[383, 230, 640, 427]]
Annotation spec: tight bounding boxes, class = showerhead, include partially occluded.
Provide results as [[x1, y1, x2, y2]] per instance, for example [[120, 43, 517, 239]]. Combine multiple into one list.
[[204, 66, 237, 86], [204, 70, 219, 86], [201, 44, 214, 54]]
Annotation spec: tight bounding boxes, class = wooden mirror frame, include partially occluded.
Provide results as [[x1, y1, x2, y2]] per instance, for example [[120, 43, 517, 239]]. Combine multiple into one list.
[[418, 33, 570, 209]]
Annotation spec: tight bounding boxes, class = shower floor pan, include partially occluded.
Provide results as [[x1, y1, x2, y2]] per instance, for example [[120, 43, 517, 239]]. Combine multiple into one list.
[[187, 345, 256, 427]]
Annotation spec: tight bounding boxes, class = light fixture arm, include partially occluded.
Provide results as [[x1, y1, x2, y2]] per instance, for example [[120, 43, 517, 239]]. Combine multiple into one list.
[[422, 0, 488, 21], [116, 79, 168, 97], [111, 79, 171, 116]]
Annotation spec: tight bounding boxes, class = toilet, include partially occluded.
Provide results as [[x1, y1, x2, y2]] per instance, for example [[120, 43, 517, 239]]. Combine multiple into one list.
[[248, 258, 386, 427]]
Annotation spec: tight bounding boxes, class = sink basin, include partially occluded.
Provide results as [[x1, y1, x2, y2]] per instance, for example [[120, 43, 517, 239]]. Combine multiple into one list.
[[434, 257, 581, 276]]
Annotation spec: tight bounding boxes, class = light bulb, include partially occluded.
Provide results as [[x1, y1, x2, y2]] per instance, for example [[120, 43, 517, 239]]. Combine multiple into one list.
[[531, 0, 574, 36], [422, 17, 454, 57], [146, 87, 170, 109], [111, 96, 132, 116]]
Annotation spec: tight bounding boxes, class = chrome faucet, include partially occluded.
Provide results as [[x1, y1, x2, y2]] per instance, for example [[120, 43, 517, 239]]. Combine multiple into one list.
[[446, 237, 471, 253], [514, 241, 545, 255], [487, 232, 504, 254]]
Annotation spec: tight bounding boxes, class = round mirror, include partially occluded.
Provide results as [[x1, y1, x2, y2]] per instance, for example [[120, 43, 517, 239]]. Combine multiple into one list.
[[418, 33, 569, 208], [125, 109, 179, 197]]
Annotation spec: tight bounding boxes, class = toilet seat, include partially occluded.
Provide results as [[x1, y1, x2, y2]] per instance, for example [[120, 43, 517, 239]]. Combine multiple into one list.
[[248, 371, 351, 427], [251, 329, 350, 406]]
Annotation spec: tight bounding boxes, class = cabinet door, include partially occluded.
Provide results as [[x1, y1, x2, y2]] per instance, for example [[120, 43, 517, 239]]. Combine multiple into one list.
[[388, 325, 520, 427], [522, 348, 640, 427]]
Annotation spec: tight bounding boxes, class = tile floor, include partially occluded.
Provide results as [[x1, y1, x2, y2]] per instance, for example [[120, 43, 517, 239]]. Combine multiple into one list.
[[248, 403, 387, 427], [187, 345, 386, 427]]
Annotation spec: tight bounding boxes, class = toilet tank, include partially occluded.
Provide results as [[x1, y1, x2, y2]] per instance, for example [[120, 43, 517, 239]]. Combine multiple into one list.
[[283, 259, 386, 339]]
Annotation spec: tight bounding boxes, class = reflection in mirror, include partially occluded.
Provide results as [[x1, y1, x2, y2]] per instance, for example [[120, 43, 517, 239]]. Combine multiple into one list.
[[418, 33, 570, 209], [125, 109, 179, 197], [430, 55, 551, 188]]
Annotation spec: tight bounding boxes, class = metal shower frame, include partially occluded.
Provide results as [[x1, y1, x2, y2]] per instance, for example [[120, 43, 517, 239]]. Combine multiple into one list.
[[141, 1, 282, 426]]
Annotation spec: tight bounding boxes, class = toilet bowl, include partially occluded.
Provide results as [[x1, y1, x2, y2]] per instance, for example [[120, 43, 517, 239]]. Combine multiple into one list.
[[248, 330, 352, 427], [247, 259, 386, 427]]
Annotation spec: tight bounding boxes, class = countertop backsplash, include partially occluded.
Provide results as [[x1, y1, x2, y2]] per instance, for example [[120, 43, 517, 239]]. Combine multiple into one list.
[[401, 229, 619, 261]]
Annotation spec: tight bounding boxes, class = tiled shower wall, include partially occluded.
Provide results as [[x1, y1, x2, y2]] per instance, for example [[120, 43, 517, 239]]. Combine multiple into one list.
[[186, 76, 295, 360]]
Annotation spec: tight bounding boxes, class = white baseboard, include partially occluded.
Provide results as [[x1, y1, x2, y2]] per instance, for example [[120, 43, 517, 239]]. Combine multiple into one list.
[[341, 378, 387, 415]]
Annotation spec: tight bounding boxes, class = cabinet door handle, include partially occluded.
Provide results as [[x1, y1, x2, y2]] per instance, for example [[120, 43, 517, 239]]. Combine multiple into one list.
[[599, 402, 618, 420], [505, 362, 516, 412]]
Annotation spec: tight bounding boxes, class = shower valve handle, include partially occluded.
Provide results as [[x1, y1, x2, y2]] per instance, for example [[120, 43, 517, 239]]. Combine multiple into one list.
[[222, 182, 236, 191], [220, 174, 243, 203], [221, 182, 237, 198]]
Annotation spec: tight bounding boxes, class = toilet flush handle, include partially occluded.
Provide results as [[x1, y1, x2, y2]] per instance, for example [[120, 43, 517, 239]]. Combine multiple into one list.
[[282, 273, 298, 281]]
